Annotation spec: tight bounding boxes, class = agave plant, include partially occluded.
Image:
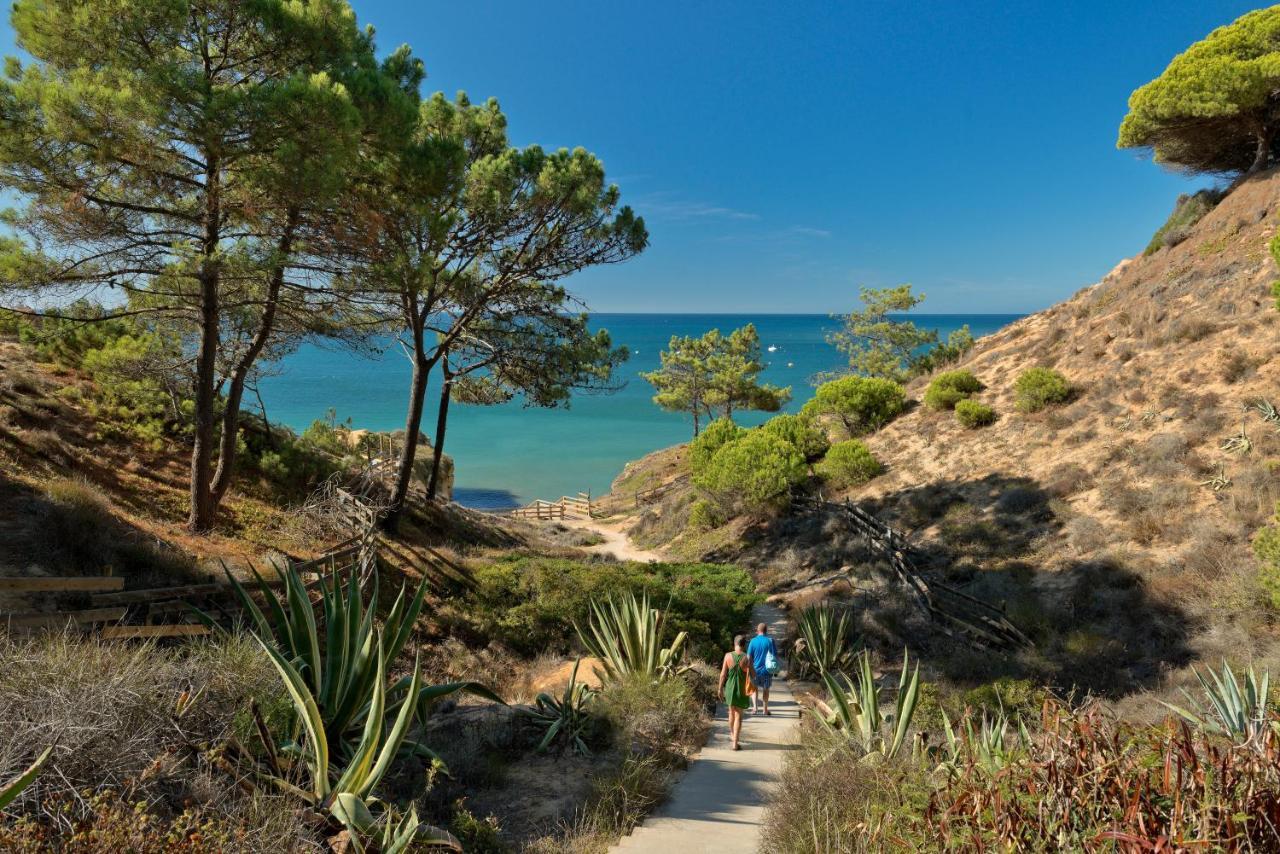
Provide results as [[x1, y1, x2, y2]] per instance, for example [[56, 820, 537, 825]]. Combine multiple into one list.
[[808, 649, 920, 761], [1251, 398, 1280, 426], [527, 659, 599, 755], [0, 745, 53, 812], [216, 562, 499, 755], [794, 603, 854, 679], [1163, 660, 1273, 745], [576, 591, 689, 682], [931, 709, 1028, 778], [262, 636, 460, 850]]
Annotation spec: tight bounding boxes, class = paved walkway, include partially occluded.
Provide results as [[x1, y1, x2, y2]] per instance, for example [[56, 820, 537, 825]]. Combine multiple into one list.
[[611, 602, 797, 854]]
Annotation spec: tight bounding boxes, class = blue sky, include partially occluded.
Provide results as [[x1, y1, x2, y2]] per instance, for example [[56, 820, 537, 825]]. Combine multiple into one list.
[[1, 2, 1261, 313]]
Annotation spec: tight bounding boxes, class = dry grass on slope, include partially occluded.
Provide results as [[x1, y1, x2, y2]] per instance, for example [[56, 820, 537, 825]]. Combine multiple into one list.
[[815, 168, 1280, 689]]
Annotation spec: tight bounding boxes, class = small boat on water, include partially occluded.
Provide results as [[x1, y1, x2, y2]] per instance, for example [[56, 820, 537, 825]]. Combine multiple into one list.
[[767, 345, 778, 353]]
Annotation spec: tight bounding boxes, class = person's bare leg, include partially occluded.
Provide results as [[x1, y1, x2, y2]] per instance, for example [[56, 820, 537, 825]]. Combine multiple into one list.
[[730, 707, 742, 747], [762, 686, 770, 714]]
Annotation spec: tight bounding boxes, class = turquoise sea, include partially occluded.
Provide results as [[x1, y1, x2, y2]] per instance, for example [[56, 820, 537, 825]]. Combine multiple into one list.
[[258, 314, 1022, 509]]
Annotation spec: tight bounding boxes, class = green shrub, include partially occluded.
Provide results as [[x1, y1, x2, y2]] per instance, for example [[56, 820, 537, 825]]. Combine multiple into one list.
[[688, 417, 747, 474], [1014, 367, 1070, 412], [599, 672, 710, 755], [800, 376, 906, 437], [923, 369, 983, 410], [1144, 189, 1223, 256], [687, 498, 723, 532], [815, 439, 883, 489], [454, 557, 758, 660], [909, 325, 976, 377], [1254, 518, 1280, 609], [961, 677, 1046, 719], [693, 431, 807, 512], [955, 399, 996, 428], [760, 413, 830, 461], [0, 309, 28, 338]]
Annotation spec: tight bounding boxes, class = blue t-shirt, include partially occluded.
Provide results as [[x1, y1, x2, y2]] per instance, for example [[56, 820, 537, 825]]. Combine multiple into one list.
[[746, 634, 776, 673]]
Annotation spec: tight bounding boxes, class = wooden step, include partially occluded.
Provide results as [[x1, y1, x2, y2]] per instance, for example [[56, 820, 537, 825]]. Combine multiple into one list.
[[102, 624, 211, 640], [0, 577, 125, 593], [4, 607, 127, 629]]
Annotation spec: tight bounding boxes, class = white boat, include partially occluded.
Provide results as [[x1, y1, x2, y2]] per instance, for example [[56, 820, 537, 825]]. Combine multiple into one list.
[[766, 345, 778, 353]]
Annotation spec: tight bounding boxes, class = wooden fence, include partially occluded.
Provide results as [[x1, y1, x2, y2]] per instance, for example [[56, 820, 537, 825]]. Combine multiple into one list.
[[510, 492, 594, 521], [796, 495, 1034, 651]]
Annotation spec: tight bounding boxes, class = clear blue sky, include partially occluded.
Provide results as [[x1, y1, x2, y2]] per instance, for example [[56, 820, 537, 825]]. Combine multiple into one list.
[[1, 2, 1262, 313]]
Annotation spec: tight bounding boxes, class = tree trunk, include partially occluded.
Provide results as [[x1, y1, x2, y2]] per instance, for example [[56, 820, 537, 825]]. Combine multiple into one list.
[[383, 330, 434, 532], [692, 404, 700, 437], [1250, 126, 1273, 175], [188, 158, 221, 533], [208, 211, 297, 510], [426, 367, 452, 501]]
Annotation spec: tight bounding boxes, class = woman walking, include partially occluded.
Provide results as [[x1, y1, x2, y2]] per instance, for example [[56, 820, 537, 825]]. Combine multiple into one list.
[[718, 634, 753, 750]]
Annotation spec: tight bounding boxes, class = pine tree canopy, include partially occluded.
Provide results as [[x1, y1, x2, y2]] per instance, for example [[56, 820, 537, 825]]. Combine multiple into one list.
[[1118, 7, 1280, 176]]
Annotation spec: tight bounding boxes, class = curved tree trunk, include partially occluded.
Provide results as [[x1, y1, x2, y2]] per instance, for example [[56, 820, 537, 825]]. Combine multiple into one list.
[[383, 337, 434, 532], [209, 210, 297, 511], [426, 364, 453, 501], [1249, 126, 1273, 175]]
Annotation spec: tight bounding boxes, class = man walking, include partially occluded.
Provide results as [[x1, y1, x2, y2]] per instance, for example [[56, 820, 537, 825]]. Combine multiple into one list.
[[746, 622, 778, 715]]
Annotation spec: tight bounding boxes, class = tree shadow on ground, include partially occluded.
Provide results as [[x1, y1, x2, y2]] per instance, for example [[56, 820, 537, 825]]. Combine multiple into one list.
[[0, 468, 199, 593], [742, 473, 1195, 700]]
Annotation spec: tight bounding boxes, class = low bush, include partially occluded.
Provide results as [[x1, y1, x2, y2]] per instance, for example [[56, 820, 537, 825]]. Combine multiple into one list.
[[1254, 512, 1280, 610], [815, 439, 882, 489], [599, 672, 711, 756], [687, 417, 746, 474], [765, 700, 1280, 851], [800, 376, 906, 437], [693, 431, 807, 513], [451, 556, 758, 660], [954, 399, 996, 428], [0, 632, 301, 848], [686, 498, 723, 531], [923, 369, 983, 410], [1013, 367, 1070, 412], [909, 326, 975, 377], [1144, 189, 1223, 255], [760, 413, 829, 462]]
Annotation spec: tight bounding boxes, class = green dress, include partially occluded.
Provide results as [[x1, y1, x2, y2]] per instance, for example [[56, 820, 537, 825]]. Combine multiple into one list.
[[724, 652, 750, 710]]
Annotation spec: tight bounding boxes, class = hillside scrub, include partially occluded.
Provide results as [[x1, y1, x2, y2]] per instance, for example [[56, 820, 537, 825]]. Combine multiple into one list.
[[693, 430, 807, 513], [1253, 510, 1280, 609], [955, 399, 997, 428], [687, 417, 747, 474], [1145, 190, 1225, 255], [760, 413, 830, 462], [923, 369, 983, 410], [815, 440, 883, 489], [443, 556, 758, 660], [1013, 367, 1070, 412], [800, 376, 906, 437], [765, 697, 1280, 851], [0, 632, 307, 849]]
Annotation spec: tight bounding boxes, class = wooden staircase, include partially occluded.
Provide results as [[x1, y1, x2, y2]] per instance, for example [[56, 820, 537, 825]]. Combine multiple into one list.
[[509, 491, 594, 521]]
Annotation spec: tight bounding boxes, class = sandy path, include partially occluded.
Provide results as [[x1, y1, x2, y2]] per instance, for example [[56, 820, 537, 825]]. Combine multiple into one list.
[[610, 601, 797, 853], [562, 516, 662, 563]]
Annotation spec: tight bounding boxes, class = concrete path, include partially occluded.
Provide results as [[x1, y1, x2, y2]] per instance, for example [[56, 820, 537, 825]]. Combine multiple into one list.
[[611, 602, 797, 854]]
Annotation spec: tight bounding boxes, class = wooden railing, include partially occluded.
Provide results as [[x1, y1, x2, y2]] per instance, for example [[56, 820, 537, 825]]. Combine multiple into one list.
[[510, 491, 594, 521], [795, 495, 1034, 651]]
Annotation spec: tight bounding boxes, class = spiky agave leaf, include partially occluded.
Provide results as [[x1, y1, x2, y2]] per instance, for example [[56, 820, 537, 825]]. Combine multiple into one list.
[[0, 744, 53, 812]]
